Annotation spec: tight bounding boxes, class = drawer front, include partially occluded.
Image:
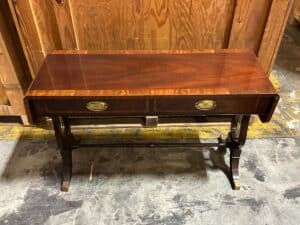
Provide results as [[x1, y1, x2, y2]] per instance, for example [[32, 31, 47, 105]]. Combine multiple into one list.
[[32, 98, 150, 116], [154, 96, 271, 115]]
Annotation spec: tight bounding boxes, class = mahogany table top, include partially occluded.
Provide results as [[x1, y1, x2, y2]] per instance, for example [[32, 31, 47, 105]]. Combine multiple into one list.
[[27, 49, 276, 97]]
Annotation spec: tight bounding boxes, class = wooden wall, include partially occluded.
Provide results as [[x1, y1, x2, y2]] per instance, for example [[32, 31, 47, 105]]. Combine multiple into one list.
[[0, 1, 31, 123], [289, 0, 300, 23], [8, 0, 293, 78]]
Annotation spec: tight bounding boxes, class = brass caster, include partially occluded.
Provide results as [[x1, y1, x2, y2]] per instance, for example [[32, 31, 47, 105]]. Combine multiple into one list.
[[61, 181, 70, 192], [233, 180, 241, 190]]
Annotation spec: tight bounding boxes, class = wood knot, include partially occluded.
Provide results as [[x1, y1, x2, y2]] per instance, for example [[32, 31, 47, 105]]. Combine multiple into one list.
[[55, 0, 65, 5]]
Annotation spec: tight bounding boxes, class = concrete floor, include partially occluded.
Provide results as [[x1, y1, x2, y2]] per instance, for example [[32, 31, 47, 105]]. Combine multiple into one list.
[[0, 26, 299, 225]]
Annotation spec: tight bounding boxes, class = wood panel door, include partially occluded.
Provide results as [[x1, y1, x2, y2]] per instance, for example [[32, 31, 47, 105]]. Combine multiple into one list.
[[8, 0, 293, 77]]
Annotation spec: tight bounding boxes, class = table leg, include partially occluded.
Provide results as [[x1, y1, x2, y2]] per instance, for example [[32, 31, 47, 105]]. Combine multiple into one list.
[[52, 117, 73, 192], [230, 146, 242, 190], [228, 115, 250, 190], [62, 117, 79, 146]]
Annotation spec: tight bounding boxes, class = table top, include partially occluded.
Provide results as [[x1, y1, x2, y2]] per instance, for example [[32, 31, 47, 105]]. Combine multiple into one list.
[[26, 50, 277, 97]]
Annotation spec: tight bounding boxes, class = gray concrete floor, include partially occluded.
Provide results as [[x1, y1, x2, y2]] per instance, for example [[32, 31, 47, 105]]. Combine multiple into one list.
[[0, 26, 300, 225]]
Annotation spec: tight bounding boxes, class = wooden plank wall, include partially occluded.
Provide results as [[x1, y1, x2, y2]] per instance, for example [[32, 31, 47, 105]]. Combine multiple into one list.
[[0, 84, 8, 106], [258, 0, 294, 75], [8, 0, 293, 77], [295, 0, 300, 22], [0, 2, 31, 122], [289, 0, 300, 24], [228, 0, 272, 52]]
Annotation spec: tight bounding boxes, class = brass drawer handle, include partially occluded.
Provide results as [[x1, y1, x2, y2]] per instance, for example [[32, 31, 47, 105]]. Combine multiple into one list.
[[195, 100, 216, 110], [86, 101, 108, 112]]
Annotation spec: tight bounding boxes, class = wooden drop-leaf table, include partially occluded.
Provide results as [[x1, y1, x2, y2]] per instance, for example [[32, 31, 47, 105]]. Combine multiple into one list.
[[25, 50, 279, 191]]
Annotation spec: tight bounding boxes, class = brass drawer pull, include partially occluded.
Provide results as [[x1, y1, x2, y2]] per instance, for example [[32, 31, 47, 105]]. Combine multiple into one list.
[[86, 101, 108, 112], [195, 100, 216, 110]]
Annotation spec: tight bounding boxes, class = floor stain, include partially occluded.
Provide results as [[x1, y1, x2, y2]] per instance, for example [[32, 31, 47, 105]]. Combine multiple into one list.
[[283, 186, 300, 199], [237, 198, 265, 213], [222, 195, 265, 213], [0, 186, 82, 225], [138, 212, 188, 225], [242, 155, 266, 182]]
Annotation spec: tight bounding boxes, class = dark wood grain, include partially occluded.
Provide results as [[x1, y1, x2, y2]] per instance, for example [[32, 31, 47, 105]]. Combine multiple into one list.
[[25, 49, 279, 123], [27, 49, 276, 97]]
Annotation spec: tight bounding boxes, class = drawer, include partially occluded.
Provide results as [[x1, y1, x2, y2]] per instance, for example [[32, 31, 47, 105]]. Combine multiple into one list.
[[31, 98, 150, 116], [154, 95, 272, 115]]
